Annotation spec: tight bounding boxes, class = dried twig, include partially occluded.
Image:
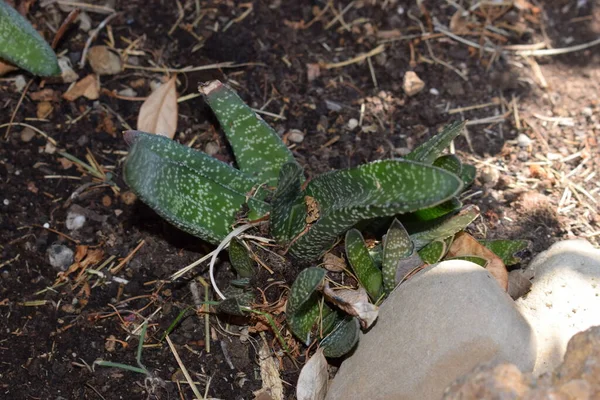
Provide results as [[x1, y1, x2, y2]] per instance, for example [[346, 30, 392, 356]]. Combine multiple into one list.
[[79, 12, 119, 69]]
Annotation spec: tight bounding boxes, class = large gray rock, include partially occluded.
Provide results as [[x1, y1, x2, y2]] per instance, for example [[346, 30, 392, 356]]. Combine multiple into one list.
[[515, 239, 600, 376], [326, 260, 536, 400]]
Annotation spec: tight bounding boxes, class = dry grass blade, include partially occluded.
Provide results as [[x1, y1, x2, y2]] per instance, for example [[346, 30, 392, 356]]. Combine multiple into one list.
[[137, 76, 178, 138], [166, 335, 203, 399]]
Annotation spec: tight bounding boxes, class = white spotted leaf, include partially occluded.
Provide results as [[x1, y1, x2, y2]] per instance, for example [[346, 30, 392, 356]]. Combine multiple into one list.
[[200, 80, 298, 187], [405, 121, 465, 164], [288, 159, 463, 261], [0, 2, 60, 76], [123, 131, 269, 244], [382, 219, 413, 293], [345, 229, 383, 301]]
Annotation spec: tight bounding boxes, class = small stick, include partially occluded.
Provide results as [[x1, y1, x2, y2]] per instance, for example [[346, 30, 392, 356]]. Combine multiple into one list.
[[52, 8, 81, 49], [3, 79, 33, 140], [168, 0, 184, 35], [79, 12, 119, 69], [110, 239, 145, 274], [324, 44, 385, 69], [515, 37, 600, 57]]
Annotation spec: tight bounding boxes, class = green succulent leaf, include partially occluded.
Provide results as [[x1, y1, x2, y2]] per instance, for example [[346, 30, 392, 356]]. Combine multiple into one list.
[[433, 154, 462, 175], [217, 286, 255, 316], [368, 244, 383, 269], [411, 205, 480, 250], [405, 121, 465, 164], [320, 318, 360, 358], [479, 239, 530, 266], [345, 229, 383, 300], [0, 2, 60, 76], [271, 162, 306, 244], [448, 256, 488, 267], [460, 164, 477, 187], [287, 301, 321, 344], [228, 238, 255, 278], [382, 219, 413, 293], [418, 238, 450, 264], [123, 131, 269, 244], [288, 159, 464, 261], [410, 197, 463, 222], [286, 267, 326, 315], [199, 80, 298, 187]]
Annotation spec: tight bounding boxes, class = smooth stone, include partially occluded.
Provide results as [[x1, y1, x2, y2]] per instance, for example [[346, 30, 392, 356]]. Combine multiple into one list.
[[515, 239, 600, 376], [326, 260, 536, 400], [47, 244, 74, 271]]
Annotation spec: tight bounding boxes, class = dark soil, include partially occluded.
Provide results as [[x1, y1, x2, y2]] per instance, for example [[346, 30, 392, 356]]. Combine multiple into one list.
[[1, 1, 598, 399]]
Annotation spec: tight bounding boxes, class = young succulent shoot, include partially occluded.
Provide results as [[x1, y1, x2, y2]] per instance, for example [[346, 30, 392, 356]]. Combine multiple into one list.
[[0, 2, 60, 76], [285, 267, 361, 358]]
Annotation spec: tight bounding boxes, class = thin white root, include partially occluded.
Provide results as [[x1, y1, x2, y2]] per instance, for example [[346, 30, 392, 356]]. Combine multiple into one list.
[[209, 221, 265, 300]]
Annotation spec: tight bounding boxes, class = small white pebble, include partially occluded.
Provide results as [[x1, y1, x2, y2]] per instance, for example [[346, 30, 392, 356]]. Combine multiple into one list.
[[429, 88, 440, 96], [287, 129, 305, 144], [43, 222, 50, 228], [3, 199, 9, 206], [397, 6, 404, 15], [347, 118, 359, 130], [14, 75, 27, 92], [517, 133, 532, 147]]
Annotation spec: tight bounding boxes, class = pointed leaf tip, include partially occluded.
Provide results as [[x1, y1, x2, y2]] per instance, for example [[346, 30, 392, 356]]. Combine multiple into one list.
[[200, 80, 298, 186]]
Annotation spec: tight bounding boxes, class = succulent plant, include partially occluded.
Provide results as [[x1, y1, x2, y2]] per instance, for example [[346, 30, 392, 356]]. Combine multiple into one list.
[[124, 80, 524, 358], [0, 2, 60, 76]]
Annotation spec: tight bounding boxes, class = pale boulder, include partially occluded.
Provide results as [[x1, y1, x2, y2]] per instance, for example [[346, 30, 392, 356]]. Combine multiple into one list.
[[326, 260, 536, 400], [515, 239, 600, 376]]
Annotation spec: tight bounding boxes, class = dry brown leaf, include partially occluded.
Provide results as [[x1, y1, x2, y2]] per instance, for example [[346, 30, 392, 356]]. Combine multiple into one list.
[[447, 232, 508, 291], [297, 348, 328, 400], [305, 195, 320, 224], [322, 283, 379, 329], [0, 59, 18, 76], [63, 74, 99, 101], [322, 252, 346, 272], [137, 76, 178, 138]]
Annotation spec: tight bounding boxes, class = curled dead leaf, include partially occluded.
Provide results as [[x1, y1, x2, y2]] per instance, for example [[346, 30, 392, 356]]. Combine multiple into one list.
[[297, 348, 328, 400], [447, 232, 508, 291], [322, 252, 346, 272], [137, 75, 178, 139], [322, 283, 379, 329]]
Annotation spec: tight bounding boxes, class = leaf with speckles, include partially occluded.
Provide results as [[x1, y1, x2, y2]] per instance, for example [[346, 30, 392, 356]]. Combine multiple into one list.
[[200, 80, 298, 187], [287, 268, 326, 315], [479, 239, 530, 266], [0, 2, 60, 76], [460, 164, 477, 187], [345, 229, 383, 301], [228, 238, 255, 278], [271, 162, 306, 244], [410, 197, 463, 222], [123, 131, 269, 244], [433, 154, 462, 175], [405, 121, 465, 164], [286, 267, 327, 343], [418, 238, 450, 264], [382, 219, 413, 293], [320, 317, 360, 358], [288, 159, 463, 261], [411, 205, 480, 250], [448, 255, 488, 267]]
